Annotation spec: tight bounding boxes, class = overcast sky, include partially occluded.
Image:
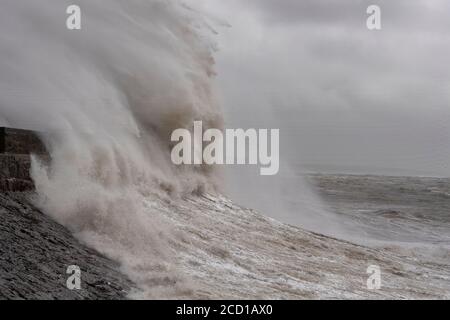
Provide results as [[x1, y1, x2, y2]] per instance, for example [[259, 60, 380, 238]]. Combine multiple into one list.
[[195, 0, 450, 177]]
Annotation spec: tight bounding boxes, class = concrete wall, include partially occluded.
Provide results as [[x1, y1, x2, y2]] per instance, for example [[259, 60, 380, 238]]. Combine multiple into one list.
[[0, 128, 47, 192], [0, 127, 46, 155]]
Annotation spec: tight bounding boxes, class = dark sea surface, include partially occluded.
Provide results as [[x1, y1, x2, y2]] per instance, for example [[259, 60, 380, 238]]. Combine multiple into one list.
[[308, 174, 450, 245]]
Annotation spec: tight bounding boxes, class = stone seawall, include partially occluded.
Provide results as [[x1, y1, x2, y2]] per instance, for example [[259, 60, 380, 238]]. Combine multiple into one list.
[[0, 128, 47, 192], [0, 127, 46, 155], [0, 192, 133, 299]]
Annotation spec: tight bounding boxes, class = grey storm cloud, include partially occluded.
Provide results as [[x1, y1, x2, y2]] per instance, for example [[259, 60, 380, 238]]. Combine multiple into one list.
[[197, 0, 450, 177], [237, 0, 450, 32]]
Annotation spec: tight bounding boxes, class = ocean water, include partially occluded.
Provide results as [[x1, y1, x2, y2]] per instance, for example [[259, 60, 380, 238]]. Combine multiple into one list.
[[307, 174, 450, 246], [122, 191, 450, 299]]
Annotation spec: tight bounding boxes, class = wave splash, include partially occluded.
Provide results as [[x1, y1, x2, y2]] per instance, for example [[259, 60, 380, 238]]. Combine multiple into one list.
[[0, 0, 222, 297]]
